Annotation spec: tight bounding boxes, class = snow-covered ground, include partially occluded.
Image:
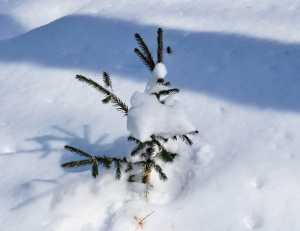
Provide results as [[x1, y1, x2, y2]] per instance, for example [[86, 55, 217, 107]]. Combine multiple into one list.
[[1, 1, 300, 230]]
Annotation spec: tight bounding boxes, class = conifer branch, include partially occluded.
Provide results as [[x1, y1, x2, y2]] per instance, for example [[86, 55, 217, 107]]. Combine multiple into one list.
[[76, 75, 110, 96], [157, 78, 164, 85], [151, 93, 160, 100], [134, 48, 155, 72], [152, 163, 168, 181], [102, 71, 112, 89], [114, 160, 122, 180], [150, 135, 164, 150], [188, 130, 199, 135], [179, 135, 193, 145], [61, 159, 92, 169], [125, 162, 134, 173], [127, 136, 141, 144], [134, 161, 146, 167], [102, 96, 111, 104], [64, 145, 92, 158], [92, 163, 99, 178], [158, 149, 177, 163], [131, 142, 146, 156], [75, 75, 128, 116], [157, 28, 164, 63], [128, 175, 135, 182], [166, 46, 171, 54], [163, 81, 171, 87], [110, 94, 129, 116], [155, 136, 169, 143], [135, 33, 155, 69], [158, 88, 180, 97]]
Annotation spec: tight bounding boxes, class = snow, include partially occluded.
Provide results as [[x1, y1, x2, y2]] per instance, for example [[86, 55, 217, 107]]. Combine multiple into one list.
[[127, 91, 195, 142], [128, 63, 195, 142], [1, 0, 300, 230], [145, 63, 168, 94]]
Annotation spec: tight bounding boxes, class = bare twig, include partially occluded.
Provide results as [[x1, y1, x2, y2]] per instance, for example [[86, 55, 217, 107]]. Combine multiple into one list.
[[134, 210, 155, 231]]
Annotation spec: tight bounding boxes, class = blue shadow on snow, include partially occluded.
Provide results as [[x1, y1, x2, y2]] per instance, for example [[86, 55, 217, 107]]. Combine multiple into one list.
[[0, 15, 300, 112]]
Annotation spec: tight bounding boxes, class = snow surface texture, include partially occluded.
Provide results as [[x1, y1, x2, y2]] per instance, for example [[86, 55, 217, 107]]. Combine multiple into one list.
[[127, 63, 196, 142], [1, 0, 300, 230]]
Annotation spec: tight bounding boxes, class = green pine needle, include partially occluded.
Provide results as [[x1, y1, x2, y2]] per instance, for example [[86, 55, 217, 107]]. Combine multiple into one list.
[[92, 163, 99, 178], [163, 81, 171, 87], [158, 88, 179, 97], [179, 135, 193, 145], [102, 71, 113, 89], [127, 136, 141, 144], [134, 48, 155, 72], [159, 149, 177, 163], [125, 162, 134, 173], [64, 145, 92, 158], [153, 163, 168, 182], [75, 75, 110, 96], [157, 28, 163, 63], [96, 156, 112, 169], [134, 33, 155, 70], [128, 175, 136, 182], [110, 94, 128, 116], [114, 160, 122, 180], [102, 96, 111, 104], [157, 78, 164, 85], [61, 159, 92, 169], [134, 161, 146, 167]]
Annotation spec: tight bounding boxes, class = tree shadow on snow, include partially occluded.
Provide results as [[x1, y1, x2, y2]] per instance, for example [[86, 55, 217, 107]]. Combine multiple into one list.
[[7, 124, 135, 211], [3, 124, 134, 171], [0, 15, 300, 112]]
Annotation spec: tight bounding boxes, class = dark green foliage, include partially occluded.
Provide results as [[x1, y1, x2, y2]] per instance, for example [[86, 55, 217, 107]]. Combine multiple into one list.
[[134, 48, 155, 72], [179, 135, 193, 145], [127, 136, 140, 144], [158, 149, 177, 163], [75, 74, 128, 116], [153, 163, 168, 181], [135, 33, 155, 71], [157, 88, 180, 96], [61, 28, 198, 189], [92, 163, 99, 178], [76, 75, 110, 95], [102, 96, 111, 104], [61, 159, 92, 169], [166, 46, 171, 54], [128, 175, 136, 182], [102, 71, 112, 89], [114, 160, 122, 180], [163, 81, 171, 87], [157, 28, 163, 63], [157, 78, 164, 85], [125, 162, 134, 173], [64, 145, 92, 158]]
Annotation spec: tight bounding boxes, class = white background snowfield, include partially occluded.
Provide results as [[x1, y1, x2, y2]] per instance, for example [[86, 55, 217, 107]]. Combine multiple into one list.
[[1, 0, 300, 230]]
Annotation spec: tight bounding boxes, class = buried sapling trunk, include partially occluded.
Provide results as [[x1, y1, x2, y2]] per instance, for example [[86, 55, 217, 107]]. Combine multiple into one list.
[[61, 28, 198, 201]]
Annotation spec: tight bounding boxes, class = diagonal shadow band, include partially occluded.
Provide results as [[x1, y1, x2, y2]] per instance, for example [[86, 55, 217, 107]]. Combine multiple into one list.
[[0, 15, 300, 113]]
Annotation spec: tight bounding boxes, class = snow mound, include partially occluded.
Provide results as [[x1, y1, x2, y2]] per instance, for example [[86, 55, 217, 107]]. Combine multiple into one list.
[[127, 91, 196, 142]]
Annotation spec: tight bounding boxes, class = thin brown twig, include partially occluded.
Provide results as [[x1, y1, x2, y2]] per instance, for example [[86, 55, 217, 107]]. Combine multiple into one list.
[[134, 210, 155, 231]]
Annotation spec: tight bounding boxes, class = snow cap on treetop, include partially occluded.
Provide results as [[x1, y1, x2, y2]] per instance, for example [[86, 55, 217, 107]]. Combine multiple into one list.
[[152, 63, 167, 79]]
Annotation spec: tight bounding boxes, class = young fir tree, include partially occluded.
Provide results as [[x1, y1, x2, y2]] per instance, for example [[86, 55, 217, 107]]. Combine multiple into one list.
[[61, 28, 198, 201]]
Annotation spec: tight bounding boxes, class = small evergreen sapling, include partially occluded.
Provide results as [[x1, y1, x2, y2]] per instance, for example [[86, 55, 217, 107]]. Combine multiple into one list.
[[61, 28, 198, 200]]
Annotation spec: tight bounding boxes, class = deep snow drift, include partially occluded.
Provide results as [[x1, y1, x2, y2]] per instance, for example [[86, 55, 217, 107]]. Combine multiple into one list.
[[1, 1, 300, 231]]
